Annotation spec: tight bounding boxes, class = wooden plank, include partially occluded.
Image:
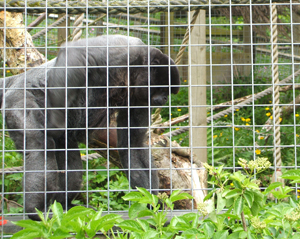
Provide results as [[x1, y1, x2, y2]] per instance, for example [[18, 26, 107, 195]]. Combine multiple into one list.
[[189, 10, 207, 166]]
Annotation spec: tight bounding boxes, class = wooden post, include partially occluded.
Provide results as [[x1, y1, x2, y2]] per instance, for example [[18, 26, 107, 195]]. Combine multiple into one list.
[[243, 20, 252, 76], [293, 11, 300, 70], [189, 10, 207, 166], [160, 12, 175, 58], [57, 14, 70, 49]]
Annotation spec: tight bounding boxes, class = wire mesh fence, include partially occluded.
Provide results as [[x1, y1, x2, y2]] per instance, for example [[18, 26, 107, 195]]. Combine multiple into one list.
[[0, 0, 299, 237]]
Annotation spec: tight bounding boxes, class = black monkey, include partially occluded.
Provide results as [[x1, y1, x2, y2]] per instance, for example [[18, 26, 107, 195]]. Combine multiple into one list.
[[1, 35, 180, 220]]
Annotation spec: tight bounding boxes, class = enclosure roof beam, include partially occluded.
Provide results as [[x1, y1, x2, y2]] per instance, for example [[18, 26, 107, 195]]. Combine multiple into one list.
[[0, 0, 289, 14]]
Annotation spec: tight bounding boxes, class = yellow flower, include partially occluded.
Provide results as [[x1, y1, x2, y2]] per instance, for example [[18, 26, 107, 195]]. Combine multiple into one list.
[[255, 149, 261, 155], [80, 153, 85, 156], [269, 101, 272, 103], [256, 130, 260, 133], [270, 116, 273, 119], [296, 114, 299, 117], [184, 79, 187, 82], [235, 127, 240, 131], [207, 112, 210, 114], [236, 109, 239, 112], [213, 135, 217, 139], [241, 117, 245, 121], [298, 195, 300, 199], [265, 107, 270, 110], [6, 70, 10, 73], [245, 118, 251, 122], [246, 123, 250, 126], [219, 132, 223, 137], [258, 136, 264, 140], [266, 112, 271, 117], [296, 134, 299, 137], [224, 115, 228, 118], [279, 117, 282, 122], [177, 109, 181, 112], [230, 183, 234, 186]]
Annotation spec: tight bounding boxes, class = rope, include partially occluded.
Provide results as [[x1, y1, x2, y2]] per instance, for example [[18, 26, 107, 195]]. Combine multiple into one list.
[[0, 153, 102, 173], [32, 14, 67, 40], [272, 4, 281, 169], [1, 0, 290, 14], [175, 9, 200, 65], [270, 5, 284, 188], [165, 68, 300, 137], [72, 5, 85, 41]]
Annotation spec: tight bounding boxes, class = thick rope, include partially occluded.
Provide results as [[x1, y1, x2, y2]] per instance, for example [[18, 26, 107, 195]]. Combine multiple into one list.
[[165, 68, 300, 137], [72, 9, 85, 41], [272, 4, 281, 168], [271, 5, 283, 187], [32, 14, 67, 40], [1, 0, 290, 14], [175, 9, 200, 65]]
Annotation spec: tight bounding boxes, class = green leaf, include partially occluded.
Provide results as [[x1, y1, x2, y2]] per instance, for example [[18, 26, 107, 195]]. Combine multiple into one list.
[[13, 220, 45, 232], [233, 197, 243, 216], [216, 165, 224, 175], [118, 220, 144, 233], [204, 188, 217, 201], [246, 182, 259, 190], [243, 190, 254, 208], [137, 209, 154, 218], [170, 193, 193, 203], [51, 201, 64, 226], [10, 229, 41, 239], [51, 228, 73, 238], [136, 187, 152, 199], [169, 189, 182, 198], [216, 191, 226, 213], [203, 222, 215, 238], [128, 202, 147, 219], [230, 171, 246, 182], [62, 206, 93, 222], [264, 182, 282, 194], [181, 228, 202, 236], [227, 232, 241, 239], [281, 169, 300, 182], [247, 230, 256, 239], [213, 230, 229, 239], [252, 190, 265, 208], [250, 201, 259, 216], [142, 230, 159, 238], [122, 192, 143, 201], [233, 180, 243, 190], [225, 189, 242, 199], [94, 213, 123, 232]]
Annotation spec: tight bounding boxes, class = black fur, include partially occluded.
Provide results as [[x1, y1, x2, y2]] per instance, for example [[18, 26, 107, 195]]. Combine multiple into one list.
[[1, 35, 180, 220]]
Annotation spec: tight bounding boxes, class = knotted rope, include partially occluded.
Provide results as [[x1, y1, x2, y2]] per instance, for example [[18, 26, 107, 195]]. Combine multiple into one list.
[[271, 4, 283, 185], [0, 0, 290, 14], [175, 9, 200, 65], [72, 6, 85, 41], [32, 14, 67, 40]]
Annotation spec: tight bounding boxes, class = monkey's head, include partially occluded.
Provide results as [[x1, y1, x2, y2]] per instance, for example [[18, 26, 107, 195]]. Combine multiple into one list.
[[130, 47, 180, 107]]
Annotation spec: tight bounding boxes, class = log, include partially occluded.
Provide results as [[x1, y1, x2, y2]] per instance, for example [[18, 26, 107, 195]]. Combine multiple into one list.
[[0, 12, 45, 75]]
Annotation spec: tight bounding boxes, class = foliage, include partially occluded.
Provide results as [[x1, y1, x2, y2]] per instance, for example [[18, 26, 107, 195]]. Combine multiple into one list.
[[11, 160, 300, 239], [78, 155, 130, 211]]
